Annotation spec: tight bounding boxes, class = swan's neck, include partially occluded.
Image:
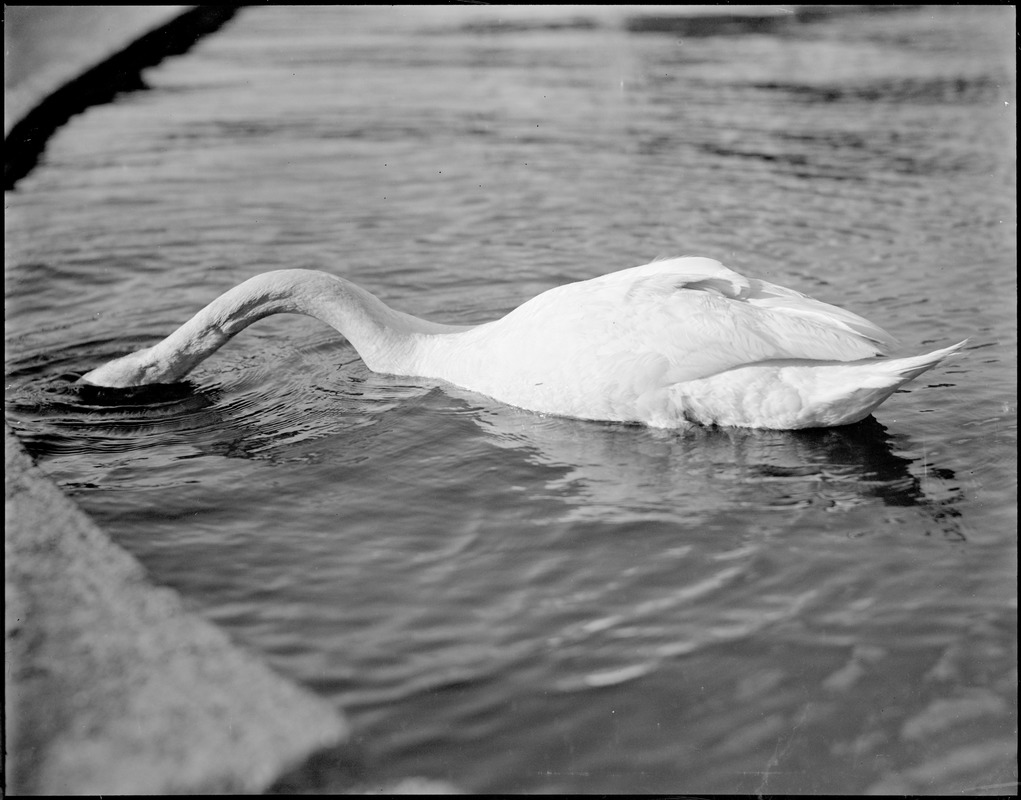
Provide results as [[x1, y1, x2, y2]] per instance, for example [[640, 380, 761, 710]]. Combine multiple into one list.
[[81, 269, 465, 387]]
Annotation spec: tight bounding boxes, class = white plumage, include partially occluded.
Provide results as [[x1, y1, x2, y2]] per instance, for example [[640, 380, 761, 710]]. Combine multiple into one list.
[[81, 257, 966, 429]]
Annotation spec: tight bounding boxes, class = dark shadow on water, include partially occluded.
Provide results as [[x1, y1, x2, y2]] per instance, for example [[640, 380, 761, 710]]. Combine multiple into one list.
[[470, 400, 967, 539], [73, 379, 204, 408], [748, 74, 1002, 106], [624, 4, 919, 36], [625, 11, 794, 37], [4, 5, 243, 191], [10, 374, 967, 541], [8, 377, 226, 461], [266, 738, 368, 794]]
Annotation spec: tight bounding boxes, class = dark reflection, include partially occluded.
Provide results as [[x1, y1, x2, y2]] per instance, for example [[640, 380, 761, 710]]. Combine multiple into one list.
[[696, 142, 867, 183], [73, 379, 205, 407], [465, 396, 965, 538], [623, 4, 915, 37], [8, 376, 227, 461], [749, 74, 1002, 106], [266, 740, 368, 794], [625, 12, 792, 37], [4, 6, 242, 190], [7, 367, 420, 467], [458, 17, 599, 35], [10, 372, 965, 541]]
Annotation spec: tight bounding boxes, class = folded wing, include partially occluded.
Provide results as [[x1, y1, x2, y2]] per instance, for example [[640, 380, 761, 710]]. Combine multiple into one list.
[[531, 257, 899, 386]]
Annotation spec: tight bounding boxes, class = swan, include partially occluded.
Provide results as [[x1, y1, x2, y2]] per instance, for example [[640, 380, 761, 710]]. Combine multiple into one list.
[[79, 256, 966, 429]]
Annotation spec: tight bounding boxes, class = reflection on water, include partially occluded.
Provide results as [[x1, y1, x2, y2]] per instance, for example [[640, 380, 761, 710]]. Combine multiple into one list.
[[16, 372, 966, 541], [472, 398, 965, 536], [5, 3, 1015, 795]]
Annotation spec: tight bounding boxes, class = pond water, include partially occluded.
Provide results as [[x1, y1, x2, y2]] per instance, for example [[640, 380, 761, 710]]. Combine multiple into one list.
[[5, 5, 1016, 794]]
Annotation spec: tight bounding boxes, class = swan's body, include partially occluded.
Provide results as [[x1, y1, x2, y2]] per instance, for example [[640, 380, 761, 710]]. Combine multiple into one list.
[[80, 257, 966, 429]]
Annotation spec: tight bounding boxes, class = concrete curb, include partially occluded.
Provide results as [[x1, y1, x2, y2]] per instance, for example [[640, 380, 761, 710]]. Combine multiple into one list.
[[5, 425, 350, 794], [4, 7, 352, 794], [4, 6, 187, 136], [4, 6, 241, 190]]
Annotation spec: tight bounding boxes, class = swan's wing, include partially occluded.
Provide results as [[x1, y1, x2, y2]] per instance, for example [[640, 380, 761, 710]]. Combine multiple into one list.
[[603, 257, 896, 351], [743, 276, 898, 352], [500, 257, 895, 386], [587, 256, 754, 298]]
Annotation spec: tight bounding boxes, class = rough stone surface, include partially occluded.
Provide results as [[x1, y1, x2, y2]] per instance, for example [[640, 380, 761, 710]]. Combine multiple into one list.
[[5, 425, 350, 793]]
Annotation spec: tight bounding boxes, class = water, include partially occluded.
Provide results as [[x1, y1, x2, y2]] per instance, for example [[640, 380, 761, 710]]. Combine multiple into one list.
[[5, 5, 1016, 794]]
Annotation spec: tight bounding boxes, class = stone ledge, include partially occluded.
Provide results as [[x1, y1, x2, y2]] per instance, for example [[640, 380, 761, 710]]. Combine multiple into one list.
[[5, 423, 351, 793]]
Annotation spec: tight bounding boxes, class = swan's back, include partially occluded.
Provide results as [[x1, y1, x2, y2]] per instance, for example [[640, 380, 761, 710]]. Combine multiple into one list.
[[591, 256, 894, 352], [420, 257, 904, 421]]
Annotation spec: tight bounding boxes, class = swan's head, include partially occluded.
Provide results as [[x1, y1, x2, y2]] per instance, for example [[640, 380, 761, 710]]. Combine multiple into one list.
[[79, 347, 164, 387]]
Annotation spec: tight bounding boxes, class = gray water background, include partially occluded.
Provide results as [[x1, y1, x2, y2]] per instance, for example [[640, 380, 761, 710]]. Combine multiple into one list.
[[5, 5, 1016, 794]]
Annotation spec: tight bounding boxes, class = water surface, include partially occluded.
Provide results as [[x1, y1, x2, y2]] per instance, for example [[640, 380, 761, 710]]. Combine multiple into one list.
[[5, 5, 1016, 794]]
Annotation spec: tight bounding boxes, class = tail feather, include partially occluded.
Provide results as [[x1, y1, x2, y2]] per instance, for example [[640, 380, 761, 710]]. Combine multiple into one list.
[[793, 339, 968, 427], [865, 339, 969, 387]]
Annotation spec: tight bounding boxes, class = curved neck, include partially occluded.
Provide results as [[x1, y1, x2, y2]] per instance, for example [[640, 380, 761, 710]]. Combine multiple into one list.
[[83, 269, 466, 386]]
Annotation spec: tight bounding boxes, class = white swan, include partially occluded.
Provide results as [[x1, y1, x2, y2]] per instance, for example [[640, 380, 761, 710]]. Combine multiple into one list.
[[80, 256, 966, 429]]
